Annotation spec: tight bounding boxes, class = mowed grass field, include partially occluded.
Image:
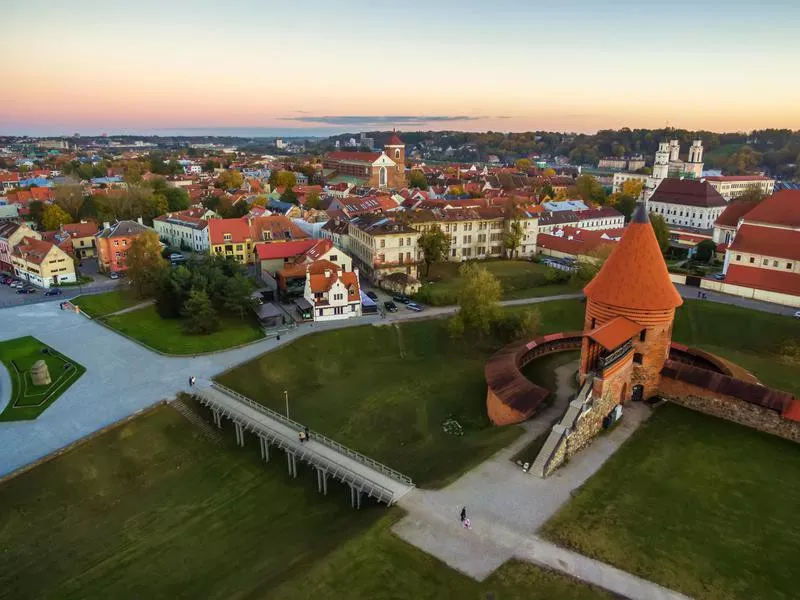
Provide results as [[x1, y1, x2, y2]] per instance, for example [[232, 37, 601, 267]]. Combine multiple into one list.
[[102, 305, 264, 355], [73, 289, 141, 317], [0, 336, 85, 421], [416, 259, 577, 305], [541, 403, 800, 600], [0, 404, 613, 600], [218, 300, 586, 487]]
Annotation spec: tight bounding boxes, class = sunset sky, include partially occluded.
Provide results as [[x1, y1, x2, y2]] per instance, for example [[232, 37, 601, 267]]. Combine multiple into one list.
[[2, 0, 799, 136]]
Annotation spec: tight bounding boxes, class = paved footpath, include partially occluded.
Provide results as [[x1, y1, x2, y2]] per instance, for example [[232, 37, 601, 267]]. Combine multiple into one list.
[[393, 401, 690, 599]]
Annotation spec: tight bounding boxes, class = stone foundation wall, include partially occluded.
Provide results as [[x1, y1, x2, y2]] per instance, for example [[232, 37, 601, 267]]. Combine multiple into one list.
[[659, 378, 800, 443]]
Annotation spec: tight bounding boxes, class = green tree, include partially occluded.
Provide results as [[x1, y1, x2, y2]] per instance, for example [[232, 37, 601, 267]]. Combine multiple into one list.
[[182, 289, 220, 334], [613, 194, 637, 221], [515, 158, 532, 170], [538, 183, 555, 200], [417, 226, 449, 277], [694, 239, 717, 263], [53, 184, 85, 220], [77, 163, 94, 180], [575, 175, 606, 204], [281, 188, 298, 204], [28, 201, 44, 229], [725, 146, 762, 175], [123, 162, 144, 185], [449, 263, 501, 336], [305, 190, 321, 209], [503, 217, 524, 258], [407, 170, 428, 189], [149, 193, 169, 218], [649, 213, 670, 254], [219, 273, 255, 319], [42, 204, 72, 230], [126, 230, 168, 298]]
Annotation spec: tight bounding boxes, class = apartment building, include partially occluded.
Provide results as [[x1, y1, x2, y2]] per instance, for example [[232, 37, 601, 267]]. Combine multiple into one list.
[[347, 214, 421, 285], [11, 236, 76, 288]]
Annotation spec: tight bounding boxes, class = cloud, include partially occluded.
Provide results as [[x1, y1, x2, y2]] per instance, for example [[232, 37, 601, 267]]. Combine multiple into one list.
[[280, 115, 484, 126]]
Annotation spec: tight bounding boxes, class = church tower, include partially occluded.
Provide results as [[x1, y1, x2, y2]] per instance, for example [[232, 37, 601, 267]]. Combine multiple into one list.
[[686, 140, 704, 178], [668, 139, 680, 163], [384, 130, 406, 188], [652, 141, 670, 180], [581, 202, 683, 401]]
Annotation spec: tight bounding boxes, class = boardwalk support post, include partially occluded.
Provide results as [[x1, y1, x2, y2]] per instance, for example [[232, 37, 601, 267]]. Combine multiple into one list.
[[286, 451, 297, 478], [259, 435, 270, 462], [212, 409, 222, 428], [349, 484, 361, 509], [316, 468, 328, 495], [234, 422, 245, 447]]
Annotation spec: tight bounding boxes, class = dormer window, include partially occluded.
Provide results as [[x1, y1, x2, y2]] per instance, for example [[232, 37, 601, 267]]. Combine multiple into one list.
[[223, 233, 232, 242], [262, 231, 271, 241]]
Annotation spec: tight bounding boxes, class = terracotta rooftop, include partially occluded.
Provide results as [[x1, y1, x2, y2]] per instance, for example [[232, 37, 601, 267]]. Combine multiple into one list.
[[741, 190, 800, 227], [327, 151, 382, 163], [714, 200, 759, 228], [583, 203, 683, 311], [728, 224, 800, 261], [255, 239, 317, 261], [12, 236, 56, 264], [386, 133, 404, 146], [587, 316, 643, 351], [724, 264, 800, 297]]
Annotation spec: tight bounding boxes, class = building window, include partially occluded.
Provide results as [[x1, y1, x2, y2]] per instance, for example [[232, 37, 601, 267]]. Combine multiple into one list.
[[749, 257, 755, 264], [318, 309, 323, 316], [329, 254, 337, 261], [788, 263, 793, 269], [633, 353, 643, 365], [224, 233, 232, 242], [399, 238, 403, 247], [762, 259, 768, 266], [380, 239, 385, 248], [773, 260, 779, 267], [639, 330, 646, 342]]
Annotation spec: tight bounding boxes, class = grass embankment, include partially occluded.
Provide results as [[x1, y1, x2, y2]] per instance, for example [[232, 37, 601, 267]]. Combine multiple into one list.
[[72, 290, 140, 317], [0, 336, 85, 421], [103, 305, 264, 355], [541, 403, 800, 600], [0, 404, 612, 600], [218, 299, 586, 487], [416, 260, 577, 305]]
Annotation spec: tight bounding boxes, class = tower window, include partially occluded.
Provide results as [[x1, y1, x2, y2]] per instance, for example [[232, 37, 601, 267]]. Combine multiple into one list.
[[639, 330, 646, 342], [394, 149, 400, 160], [633, 353, 643, 365]]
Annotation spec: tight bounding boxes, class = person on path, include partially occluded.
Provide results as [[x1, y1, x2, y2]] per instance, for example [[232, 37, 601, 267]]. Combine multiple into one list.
[[460, 507, 466, 522], [304, 426, 310, 441], [463, 517, 471, 530], [298, 430, 306, 443]]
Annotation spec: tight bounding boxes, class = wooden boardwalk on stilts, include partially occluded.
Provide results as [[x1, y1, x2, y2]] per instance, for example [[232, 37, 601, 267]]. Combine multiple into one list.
[[195, 383, 414, 507]]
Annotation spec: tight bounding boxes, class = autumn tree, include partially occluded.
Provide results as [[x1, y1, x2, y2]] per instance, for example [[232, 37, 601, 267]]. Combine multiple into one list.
[[504, 217, 524, 258], [542, 167, 556, 177], [538, 183, 556, 200], [53, 184, 85, 220], [515, 158, 532, 171], [621, 179, 644, 199], [725, 146, 762, 175], [268, 170, 296, 190], [126, 230, 168, 298], [449, 263, 502, 336], [732, 186, 766, 203], [305, 190, 321, 209], [42, 204, 72, 230], [649, 213, 670, 254], [407, 170, 428, 189], [575, 175, 606, 204], [417, 226, 449, 277], [217, 169, 244, 190]]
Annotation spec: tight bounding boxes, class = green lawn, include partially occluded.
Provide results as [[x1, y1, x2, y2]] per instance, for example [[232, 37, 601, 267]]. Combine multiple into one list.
[[73, 289, 140, 317], [520, 349, 580, 394], [671, 300, 800, 395], [102, 305, 264, 355], [416, 259, 578, 305], [0, 403, 612, 600], [218, 300, 586, 488], [0, 336, 85, 421], [541, 403, 800, 600]]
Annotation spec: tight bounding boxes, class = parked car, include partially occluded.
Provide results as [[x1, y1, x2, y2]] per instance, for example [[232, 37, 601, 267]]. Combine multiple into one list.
[[406, 302, 423, 312], [713, 272, 725, 281], [11, 281, 23, 288], [168, 252, 184, 260], [108, 272, 120, 280], [392, 295, 410, 304], [794, 310, 800, 319], [17, 288, 35, 294], [45, 288, 63, 296], [0, 276, 10, 284], [384, 301, 398, 313], [366, 291, 378, 301]]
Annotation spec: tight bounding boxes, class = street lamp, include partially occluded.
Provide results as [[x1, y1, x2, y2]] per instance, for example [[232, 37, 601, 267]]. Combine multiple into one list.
[[284, 390, 289, 419]]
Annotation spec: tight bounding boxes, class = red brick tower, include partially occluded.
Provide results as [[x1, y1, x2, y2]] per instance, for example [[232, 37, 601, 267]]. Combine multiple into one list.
[[384, 131, 406, 188], [581, 203, 683, 400]]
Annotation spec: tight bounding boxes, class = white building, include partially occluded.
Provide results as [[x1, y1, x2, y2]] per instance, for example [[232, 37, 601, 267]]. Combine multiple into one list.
[[647, 179, 726, 231], [304, 263, 362, 322], [613, 140, 705, 200], [703, 175, 775, 201], [153, 209, 215, 252], [537, 207, 625, 235]]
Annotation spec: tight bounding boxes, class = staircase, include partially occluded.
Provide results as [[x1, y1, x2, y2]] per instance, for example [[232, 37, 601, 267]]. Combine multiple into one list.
[[170, 396, 224, 445], [531, 376, 594, 478]]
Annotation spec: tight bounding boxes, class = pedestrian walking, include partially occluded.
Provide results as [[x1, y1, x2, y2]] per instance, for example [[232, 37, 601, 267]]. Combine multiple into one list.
[[304, 426, 310, 441], [463, 517, 471, 530], [298, 430, 306, 443], [460, 507, 466, 522]]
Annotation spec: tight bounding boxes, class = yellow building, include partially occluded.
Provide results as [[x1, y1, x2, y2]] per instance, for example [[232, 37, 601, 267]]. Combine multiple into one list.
[[61, 221, 98, 259], [208, 216, 307, 265], [11, 236, 76, 288]]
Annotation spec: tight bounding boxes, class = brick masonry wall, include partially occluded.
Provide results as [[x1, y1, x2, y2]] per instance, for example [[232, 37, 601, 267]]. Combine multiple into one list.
[[659, 377, 800, 443], [486, 388, 528, 426]]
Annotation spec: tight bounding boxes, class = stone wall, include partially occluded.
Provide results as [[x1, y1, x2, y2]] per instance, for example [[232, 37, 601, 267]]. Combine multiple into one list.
[[659, 377, 800, 443]]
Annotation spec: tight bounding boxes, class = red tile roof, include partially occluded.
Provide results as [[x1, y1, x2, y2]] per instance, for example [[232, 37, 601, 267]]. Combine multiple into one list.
[[724, 264, 800, 297], [327, 151, 381, 163], [584, 205, 683, 311], [11, 236, 56, 265], [304, 238, 333, 261], [61, 221, 98, 238], [208, 216, 307, 246], [386, 133, 404, 146], [208, 217, 250, 245], [741, 190, 800, 227], [714, 200, 758, 228], [255, 239, 317, 260], [309, 269, 360, 303], [728, 224, 800, 261], [650, 179, 726, 208], [588, 316, 644, 351]]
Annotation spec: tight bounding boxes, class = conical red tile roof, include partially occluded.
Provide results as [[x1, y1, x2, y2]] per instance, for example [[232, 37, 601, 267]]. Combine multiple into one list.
[[386, 132, 403, 146], [583, 204, 683, 311]]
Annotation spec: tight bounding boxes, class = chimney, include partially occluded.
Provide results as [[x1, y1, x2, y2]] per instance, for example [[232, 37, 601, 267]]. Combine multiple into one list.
[[137, 216, 143, 225], [103, 221, 110, 230], [324, 269, 331, 278]]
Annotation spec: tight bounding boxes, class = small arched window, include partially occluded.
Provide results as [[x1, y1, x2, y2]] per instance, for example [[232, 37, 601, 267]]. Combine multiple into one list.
[[394, 149, 400, 160]]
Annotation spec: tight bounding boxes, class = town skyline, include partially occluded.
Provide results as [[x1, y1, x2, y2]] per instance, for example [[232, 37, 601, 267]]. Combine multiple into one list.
[[3, 0, 800, 136]]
